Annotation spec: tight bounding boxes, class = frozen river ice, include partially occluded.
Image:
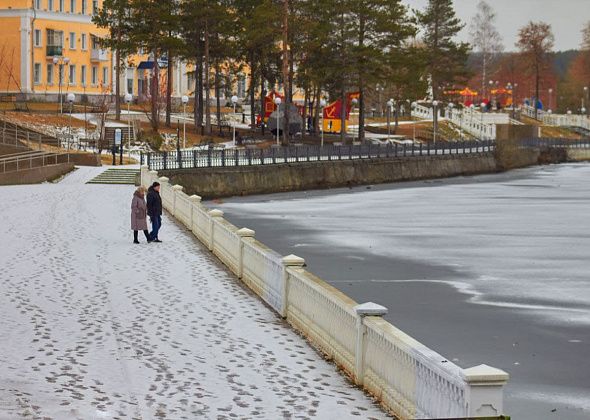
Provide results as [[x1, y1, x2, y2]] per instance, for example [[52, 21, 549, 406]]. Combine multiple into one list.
[[218, 163, 590, 420], [0, 167, 387, 420]]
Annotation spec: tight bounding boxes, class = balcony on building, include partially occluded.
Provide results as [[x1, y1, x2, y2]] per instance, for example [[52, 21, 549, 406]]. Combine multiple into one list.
[[91, 48, 108, 62], [46, 45, 63, 57]]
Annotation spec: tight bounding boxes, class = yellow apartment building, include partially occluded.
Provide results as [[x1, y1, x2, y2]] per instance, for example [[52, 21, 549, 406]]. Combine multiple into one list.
[[0, 0, 113, 100], [0, 0, 285, 107]]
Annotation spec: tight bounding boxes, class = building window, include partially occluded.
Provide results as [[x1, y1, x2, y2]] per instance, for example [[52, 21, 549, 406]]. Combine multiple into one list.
[[81, 65, 87, 86], [34, 29, 42, 47], [34, 63, 41, 84], [69, 64, 76, 85], [47, 29, 64, 56], [102, 67, 108, 85], [81, 0, 87, 14], [70, 0, 76, 13], [91, 65, 98, 85], [47, 64, 53, 85], [59, 0, 64, 12], [81, 33, 87, 50], [48, 0, 54, 11], [34, 0, 41, 9], [69, 32, 76, 49], [92, 0, 98, 14]]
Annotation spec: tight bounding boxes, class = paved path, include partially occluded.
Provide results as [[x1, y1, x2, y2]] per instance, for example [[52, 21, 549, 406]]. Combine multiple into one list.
[[0, 167, 388, 420]]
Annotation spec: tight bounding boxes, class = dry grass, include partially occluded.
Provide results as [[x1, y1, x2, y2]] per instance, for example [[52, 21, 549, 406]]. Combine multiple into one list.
[[3, 111, 96, 130]]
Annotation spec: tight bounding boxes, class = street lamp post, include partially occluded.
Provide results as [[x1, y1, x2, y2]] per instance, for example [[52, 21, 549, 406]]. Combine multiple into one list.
[[320, 98, 327, 147], [181, 95, 189, 149], [386, 99, 394, 140], [67, 93, 75, 150], [351, 98, 358, 143], [584, 87, 589, 117], [125, 91, 133, 151], [53, 56, 70, 114], [432, 100, 439, 144], [274, 96, 282, 146], [231, 95, 238, 146], [411, 101, 417, 142]]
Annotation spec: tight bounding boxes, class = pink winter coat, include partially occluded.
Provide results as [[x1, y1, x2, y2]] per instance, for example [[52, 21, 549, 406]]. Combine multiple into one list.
[[131, 191, 148, 231]]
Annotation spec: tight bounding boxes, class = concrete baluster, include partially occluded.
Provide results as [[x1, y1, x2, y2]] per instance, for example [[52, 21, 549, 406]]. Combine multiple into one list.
[[464, 364, 509, 418], [172, 185, 183, 217], [208, 209, 224, 251], [236, 228, 255, 279], [158, 176, 170, 211], [353, 303, 388, 386], [281, 254, 305, 318], [140, 165, 149, 187], [189, 195, 202, 233]]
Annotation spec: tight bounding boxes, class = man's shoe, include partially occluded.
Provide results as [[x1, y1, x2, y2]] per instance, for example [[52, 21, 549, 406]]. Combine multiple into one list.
[[153, 239, 162, 243], [133, 240, 140, 244]]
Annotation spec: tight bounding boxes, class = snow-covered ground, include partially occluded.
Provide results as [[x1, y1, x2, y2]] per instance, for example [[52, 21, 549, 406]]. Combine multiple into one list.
[[0, 167, 387, 420]]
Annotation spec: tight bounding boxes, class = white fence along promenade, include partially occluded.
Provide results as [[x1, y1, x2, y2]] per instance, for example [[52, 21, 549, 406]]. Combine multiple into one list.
[[411, 103, 442, 120], [522, 104, 590, 131], [141, 166, 509, 420], [446, 109, 506, 140]]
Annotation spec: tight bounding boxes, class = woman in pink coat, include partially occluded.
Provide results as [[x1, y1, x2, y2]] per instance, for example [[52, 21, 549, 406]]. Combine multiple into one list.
[[131, 186, 151, 244]]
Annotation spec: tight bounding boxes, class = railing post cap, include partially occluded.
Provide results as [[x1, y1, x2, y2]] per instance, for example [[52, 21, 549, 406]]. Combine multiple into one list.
[[189, 194, 202, 202], [172, 184, 184, 191], [149, 170, 158, 175], [141, 164, 149, 170], [354, 302, 388, 317], [158, 176, 169, 183], [464, 364, 509, 385], [282, 254, 305, 267], [236, 227, 255, 237], [208, 209, 224, 217]]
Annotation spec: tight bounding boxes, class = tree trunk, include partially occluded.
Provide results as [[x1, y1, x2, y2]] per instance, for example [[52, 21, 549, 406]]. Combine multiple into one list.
[[197, 49, 204, 133], [313, 85, 321, 135], [115, 46, 121, 121], [281, 0, 290, 145], [215, 65, 221, 135], [165, 51, 173, 128], [340, 87, 346, 143], [248, 54, 256, 130], [260, 77, 266, 135], [204, 21, 211, 134], [358, 12, 365, 143], [151, 50, 159, 132]]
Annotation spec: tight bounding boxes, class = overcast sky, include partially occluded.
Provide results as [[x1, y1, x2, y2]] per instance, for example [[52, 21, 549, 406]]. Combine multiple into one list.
[[403, 0, 590, 51]]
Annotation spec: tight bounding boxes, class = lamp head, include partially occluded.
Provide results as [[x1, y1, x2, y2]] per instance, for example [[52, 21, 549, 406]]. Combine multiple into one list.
[[124, 93, 133, 104], [52, 56, 59, 65], [67, 93, 75, 103], [63, 57, 70, 64], [319, 99, 327, 108], [231, 95, 238, 105], [181, 95, 189, 105], [274, 97, 282, 105]]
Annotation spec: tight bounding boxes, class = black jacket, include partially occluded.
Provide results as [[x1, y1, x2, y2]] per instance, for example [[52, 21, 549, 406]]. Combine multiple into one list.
[[146, 187, 162, 218]]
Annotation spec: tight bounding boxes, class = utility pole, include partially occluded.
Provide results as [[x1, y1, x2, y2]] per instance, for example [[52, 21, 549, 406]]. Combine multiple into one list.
[[282, 0, 290, 146]]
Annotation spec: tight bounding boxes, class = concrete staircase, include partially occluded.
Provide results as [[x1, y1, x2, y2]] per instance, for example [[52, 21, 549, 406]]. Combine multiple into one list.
[[87, 168, 139, 185]]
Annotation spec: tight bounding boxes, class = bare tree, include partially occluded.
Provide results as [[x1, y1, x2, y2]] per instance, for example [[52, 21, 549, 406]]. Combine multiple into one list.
[[516, 21, 554, 119], [583, 20, 590, 51], [469, 0, 503, 98]]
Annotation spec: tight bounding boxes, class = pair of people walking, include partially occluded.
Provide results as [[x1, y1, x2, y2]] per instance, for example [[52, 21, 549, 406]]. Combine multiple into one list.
[[131, 181, 163, 244]]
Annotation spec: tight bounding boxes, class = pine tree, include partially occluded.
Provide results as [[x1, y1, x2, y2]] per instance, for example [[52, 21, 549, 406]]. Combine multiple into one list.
[[416, 0, 470, 101]]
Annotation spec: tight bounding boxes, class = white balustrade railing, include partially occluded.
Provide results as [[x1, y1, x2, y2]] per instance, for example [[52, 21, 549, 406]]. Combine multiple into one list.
[[140, 165, 510, 419], [542, 113, 590, 131], [285, 267, 359, 376], [447, 109, 497, 140], [411, 103, 441, 120], [241, 239, 285, 314]]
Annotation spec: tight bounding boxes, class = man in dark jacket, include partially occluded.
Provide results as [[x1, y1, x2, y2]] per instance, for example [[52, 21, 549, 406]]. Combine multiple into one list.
[[147, 181, 163, 242]]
